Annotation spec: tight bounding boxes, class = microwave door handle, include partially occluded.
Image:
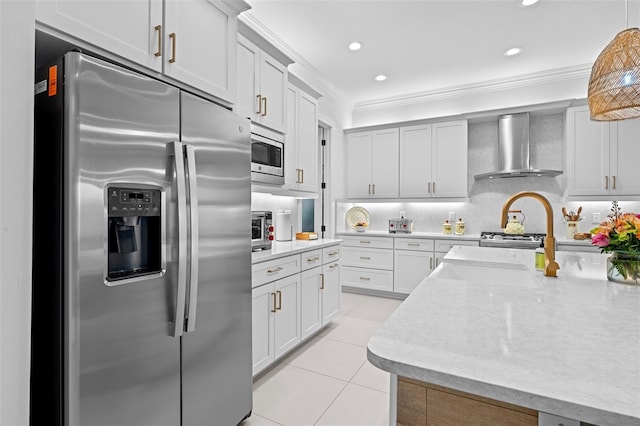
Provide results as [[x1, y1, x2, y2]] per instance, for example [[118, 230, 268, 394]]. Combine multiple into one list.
[[169, 141, 188, 337], [185, 144, 199, 333]]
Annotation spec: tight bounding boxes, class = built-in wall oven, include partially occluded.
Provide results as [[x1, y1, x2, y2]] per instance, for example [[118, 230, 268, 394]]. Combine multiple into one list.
[[251, 124, 284, 185]]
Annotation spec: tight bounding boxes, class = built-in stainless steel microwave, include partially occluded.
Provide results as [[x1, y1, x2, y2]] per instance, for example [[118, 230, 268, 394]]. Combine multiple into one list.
[[251, 125, 284, 185]]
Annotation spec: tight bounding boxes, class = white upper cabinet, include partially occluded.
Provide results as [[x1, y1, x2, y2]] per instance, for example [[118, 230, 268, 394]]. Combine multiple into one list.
[[163, 0, 240, 101], [566, 105, 640, 197], [236, 34, 288, 133], [36, 0, 164, 71], [285, 83, 319, 193], [35, 0, 247, 103], [399, 121, 468, 198], [346, 129, 399, 198]]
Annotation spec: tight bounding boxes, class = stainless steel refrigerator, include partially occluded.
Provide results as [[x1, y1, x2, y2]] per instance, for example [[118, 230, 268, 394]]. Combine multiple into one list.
[[31, 52, 252, 426]]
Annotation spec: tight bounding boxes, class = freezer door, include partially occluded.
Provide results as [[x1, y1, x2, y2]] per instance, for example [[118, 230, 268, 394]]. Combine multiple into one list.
[[63, 53, 182, 426], [180, 92, 253, 425]]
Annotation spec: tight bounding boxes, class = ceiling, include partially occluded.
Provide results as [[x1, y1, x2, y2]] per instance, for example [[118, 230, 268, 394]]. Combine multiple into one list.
[[243, 0, 637, 106]]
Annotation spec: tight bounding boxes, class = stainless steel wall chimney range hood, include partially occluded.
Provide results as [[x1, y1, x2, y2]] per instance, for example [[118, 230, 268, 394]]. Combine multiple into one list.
[[474, 112, 562, 180]]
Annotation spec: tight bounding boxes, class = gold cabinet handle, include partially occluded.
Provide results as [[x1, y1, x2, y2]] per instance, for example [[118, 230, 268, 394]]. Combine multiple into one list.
[[359, 276, 370, 281], [154, 25, 162, 57], [168, 32, 176, 63], [368, 184, 371, 194], [372, 184, 375, 194], [300, 169, 304, 183], [276, 290, 282, 310], [256, 95, 262, 115], [271, 293, 277, 313], [605, 175, 609, 189], [328, 251, 339, 256], [436, 258, 439, 267], [320, 273, 325, 290], [408, 243, 420, 247], [359, 240, 371, 244], [329, 263, 339, 269], [428, 182, 431, 193], [306, 256, 320, 263], [267, 266, 283, 274], [359, 256, 371, 260], [433, 182, 436, 193], [262, 97, 268, 116], [613, 175, 617, 189], [430, 258, 433, 269]]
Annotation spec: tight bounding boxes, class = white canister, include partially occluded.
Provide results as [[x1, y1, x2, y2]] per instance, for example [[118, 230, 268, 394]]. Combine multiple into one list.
[[275, 210, 292, 241]]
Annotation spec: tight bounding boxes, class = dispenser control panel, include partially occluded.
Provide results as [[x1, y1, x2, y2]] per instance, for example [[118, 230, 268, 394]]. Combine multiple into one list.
[[109, 187, 160, 217]]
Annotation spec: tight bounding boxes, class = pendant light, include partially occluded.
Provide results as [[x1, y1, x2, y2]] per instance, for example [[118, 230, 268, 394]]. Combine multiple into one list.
[[588, 0, 640, 121]]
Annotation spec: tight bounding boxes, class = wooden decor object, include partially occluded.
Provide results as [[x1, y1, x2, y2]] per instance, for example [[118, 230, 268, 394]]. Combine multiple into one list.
[[589, 28, 640, 121]]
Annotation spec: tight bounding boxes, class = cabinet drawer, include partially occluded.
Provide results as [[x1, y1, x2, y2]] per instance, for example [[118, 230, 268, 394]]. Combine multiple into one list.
[[341, 247, 393, 270], [341, 235, 394, 249], [252, 254, 301, 288], [341, 266, 393, 292], [394, 238, 434, 251], [434, 239, 478, 253], [301, 249, 323, 271], [322, 245, 341, 263]]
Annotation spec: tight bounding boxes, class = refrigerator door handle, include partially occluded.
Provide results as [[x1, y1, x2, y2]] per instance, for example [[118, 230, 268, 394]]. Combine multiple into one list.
[[185, 144, 199, 333], [170, 141, 188, 338]]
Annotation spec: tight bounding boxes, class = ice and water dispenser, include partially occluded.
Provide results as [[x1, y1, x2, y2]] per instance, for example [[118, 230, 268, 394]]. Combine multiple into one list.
[[107, 186, 162, 283]]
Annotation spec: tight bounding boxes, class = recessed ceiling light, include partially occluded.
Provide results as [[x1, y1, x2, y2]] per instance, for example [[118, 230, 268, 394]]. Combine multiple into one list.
[[521, 0, 539, 6], [374, 74, 388, 82], [349, 41, 362, 51], [504, 47, 523, 56]]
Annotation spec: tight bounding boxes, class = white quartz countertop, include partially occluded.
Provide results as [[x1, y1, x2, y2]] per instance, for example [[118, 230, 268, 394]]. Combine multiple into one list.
[[251, 238, 342, 264], [336, 230, 481, 241], [368, 246, 640, 426]]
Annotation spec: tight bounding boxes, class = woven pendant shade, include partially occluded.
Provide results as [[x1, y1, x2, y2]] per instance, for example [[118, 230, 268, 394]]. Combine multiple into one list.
[[588, 28, 640, 121]]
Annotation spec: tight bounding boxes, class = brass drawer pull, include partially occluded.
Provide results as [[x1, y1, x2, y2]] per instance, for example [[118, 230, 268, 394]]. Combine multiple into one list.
[[267, 266, 283, 274], [329, 264, 339, 269], [359, 276, 370, 281], [320, 273, 325, 290], [408, 243, 420, 247], [154, 25, 162, 57], [271, 293, 276, 313], [306, 256, 320, 262], [360, 256, 371, 260], [168, 32, 176, 63], [276, 290, 282, 310], [328, 251, 339, 256]]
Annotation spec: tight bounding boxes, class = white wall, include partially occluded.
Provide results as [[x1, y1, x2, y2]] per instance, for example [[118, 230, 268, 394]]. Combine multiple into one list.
[[0, 1, 35, 425]]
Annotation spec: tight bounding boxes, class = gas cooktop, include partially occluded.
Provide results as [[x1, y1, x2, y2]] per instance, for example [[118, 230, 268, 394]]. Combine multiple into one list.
[[479, 231, 545, 249]]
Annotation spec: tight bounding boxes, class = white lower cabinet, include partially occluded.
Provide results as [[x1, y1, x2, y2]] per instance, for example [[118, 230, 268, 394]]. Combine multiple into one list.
[[252, 273, 300, 376], [252, 244, 341, 376], [394, 238, 435, 294], [341, 236, 394, 292]]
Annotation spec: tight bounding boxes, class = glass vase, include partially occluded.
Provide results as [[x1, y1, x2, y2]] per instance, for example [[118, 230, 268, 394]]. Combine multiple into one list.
[[607, 253, 640, 285]]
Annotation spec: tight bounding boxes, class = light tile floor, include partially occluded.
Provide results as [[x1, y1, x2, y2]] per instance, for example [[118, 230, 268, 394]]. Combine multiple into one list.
[[241, 292, 403, 426]]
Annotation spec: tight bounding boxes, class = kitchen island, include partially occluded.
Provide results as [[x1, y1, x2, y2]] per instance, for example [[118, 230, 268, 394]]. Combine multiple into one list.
[[368, 246, 640, 426]]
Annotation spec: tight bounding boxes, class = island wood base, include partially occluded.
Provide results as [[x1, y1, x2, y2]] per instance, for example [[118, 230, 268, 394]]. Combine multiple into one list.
[[397, 376, 538, 426]]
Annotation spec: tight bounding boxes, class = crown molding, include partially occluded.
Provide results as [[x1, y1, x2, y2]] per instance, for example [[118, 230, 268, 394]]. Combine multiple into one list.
[[353, 65, 592, 112], [239, 13, 353, 109]]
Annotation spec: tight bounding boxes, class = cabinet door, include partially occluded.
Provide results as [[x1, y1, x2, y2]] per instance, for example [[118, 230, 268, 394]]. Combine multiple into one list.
[[236, 35, 260, 121], [295, 91, 319, 192], [611, 118, 640, 195], [371, 128, 399, 198], [252, 284, 275, 376], [322, 262, 341, 325], [258, 51, 287, 133], [346, 132, 373, 198], [400, 125, 431, 198], [273, 275, 301, 358], [300, 267, 322, 340], [394, 250, 433, 294], [431, 120, 468, 198], [164, 0, 237, 102], [566, 106, 610, 196], [36, 0, 163, 72], [284, 85, 298, 188]]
